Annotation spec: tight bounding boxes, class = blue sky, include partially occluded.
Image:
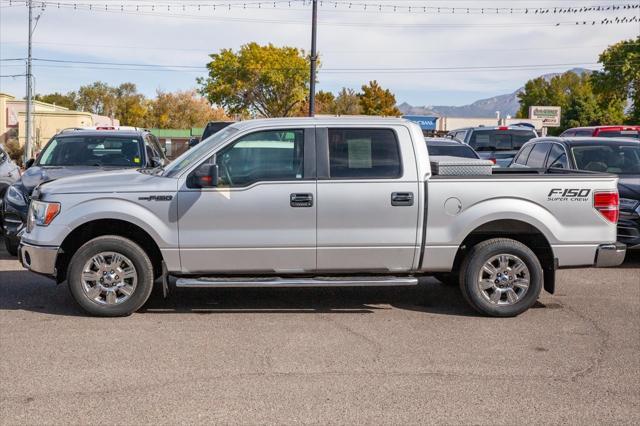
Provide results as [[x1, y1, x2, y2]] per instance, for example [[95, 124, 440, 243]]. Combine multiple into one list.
[[1, 0, 638, 107]]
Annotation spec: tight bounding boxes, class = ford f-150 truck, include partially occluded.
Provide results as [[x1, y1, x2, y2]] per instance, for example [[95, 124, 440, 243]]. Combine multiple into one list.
[[18, 117, 626, 317]]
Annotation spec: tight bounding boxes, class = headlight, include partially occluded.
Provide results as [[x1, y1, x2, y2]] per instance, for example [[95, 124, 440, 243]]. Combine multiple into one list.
[[6, 185, 27, 207], [26, 200, 61, 231]]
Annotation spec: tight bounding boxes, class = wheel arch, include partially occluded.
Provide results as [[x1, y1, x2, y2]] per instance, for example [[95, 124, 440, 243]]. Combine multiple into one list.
[[55, 219, 164, 284], [451, 219, 556, 294]]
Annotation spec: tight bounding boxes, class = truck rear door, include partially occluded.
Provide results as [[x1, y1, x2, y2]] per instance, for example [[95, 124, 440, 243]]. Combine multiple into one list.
[[315, 126, 420, 272]]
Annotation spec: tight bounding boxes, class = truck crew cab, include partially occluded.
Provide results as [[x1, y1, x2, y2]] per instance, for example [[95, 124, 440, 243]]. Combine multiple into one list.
[[19, 118, 625, 317]]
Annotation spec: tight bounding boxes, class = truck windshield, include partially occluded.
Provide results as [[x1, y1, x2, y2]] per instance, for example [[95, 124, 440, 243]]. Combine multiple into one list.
[[163, 126, 239, 178], [572, 144, 640, 174], [468, 129, 536, 152], [37, 136, 143, 167]]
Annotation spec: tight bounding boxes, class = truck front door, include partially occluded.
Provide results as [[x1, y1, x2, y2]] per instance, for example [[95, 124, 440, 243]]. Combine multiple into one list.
[[177, 128, 316, 273], [315, 126, 421, 272]]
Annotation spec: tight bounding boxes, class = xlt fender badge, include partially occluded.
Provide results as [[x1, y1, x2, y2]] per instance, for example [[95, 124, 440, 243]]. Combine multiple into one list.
[[138, 195, 174, 201], [548, 188, 591, 202]]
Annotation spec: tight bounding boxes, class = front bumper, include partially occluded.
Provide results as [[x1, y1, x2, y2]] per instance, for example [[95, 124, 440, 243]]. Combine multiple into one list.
[[19, 241, 59, 276], [595, 243, 627, 268]]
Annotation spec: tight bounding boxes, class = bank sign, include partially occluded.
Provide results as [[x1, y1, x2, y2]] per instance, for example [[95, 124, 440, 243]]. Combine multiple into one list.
[[529, 106, 561, 127], [403, 115, 438, 130]]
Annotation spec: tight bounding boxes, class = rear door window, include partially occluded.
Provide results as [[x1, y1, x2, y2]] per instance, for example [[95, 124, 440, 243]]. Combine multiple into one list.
[[328, 128, 401, 179], [525, 143, 551, 168], [468, 129, 536, 152]]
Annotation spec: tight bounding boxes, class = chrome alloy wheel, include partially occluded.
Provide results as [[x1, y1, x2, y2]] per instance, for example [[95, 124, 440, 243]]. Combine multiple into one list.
[[81, 252, 137, 305], [477, 254, 530, 306]]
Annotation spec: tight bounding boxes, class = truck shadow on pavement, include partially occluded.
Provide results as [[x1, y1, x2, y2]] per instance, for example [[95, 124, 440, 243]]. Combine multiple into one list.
[[0, 269, 479, 317], [2, 250, 637, 318]]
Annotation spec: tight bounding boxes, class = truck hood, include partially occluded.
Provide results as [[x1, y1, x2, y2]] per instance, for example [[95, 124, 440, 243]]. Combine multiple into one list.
[[19, 166, 124, 195], [38, 169, 177, 194]]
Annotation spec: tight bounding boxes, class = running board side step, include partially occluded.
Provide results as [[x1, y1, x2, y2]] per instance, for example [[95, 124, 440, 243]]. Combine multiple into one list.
[[175, 276, 419, 288]]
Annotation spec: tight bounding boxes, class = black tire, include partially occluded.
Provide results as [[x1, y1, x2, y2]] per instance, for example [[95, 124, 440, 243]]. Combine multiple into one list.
[[67, 236, 154, 317], [459, 238, 543, 317], [4, 236, 18, 256], [433, 272, 459, 286]]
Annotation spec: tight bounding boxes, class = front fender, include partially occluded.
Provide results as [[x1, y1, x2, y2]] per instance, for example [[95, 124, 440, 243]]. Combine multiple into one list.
[[22, 193, 178, 249]]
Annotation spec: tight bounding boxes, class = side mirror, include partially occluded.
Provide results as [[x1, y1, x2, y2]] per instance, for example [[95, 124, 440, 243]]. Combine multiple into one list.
[[188, 163, 218, 188], [25, 158, 35, 169], [188, 137, 200, 149], [149, 157, 166, 168]]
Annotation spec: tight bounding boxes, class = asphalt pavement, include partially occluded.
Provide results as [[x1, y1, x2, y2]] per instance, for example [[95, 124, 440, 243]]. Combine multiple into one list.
[[1, 240, 639, 425]]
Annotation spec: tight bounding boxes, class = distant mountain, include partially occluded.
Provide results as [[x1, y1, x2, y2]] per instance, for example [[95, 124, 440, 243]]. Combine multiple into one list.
[[399, 68, 592, 118]]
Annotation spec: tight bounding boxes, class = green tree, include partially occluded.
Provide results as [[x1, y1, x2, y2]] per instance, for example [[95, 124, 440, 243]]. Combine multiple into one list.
[[358, 80, 401, 116], [334, 88, 361, 115], [199, 42, 311, 117], [75, 81, 117, 116], [113, 83, 148, 127], [516, 70, 626, 132], [33, 92, 77, 110], [592, 37, 640, 123]]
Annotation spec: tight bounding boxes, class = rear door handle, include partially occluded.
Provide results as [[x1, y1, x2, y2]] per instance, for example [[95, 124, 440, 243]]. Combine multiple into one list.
[[290, 193, 314, 208], [391, 192, 414, 206]]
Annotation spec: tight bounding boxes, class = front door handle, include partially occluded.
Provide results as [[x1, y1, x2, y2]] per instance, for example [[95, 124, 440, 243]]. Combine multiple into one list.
[[391, 192, 414, 206], [290, 193, 313, 208]]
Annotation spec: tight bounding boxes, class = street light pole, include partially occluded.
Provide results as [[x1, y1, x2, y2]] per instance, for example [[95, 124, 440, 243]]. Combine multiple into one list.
[[24, 0, 34, 163], [308, 0, 318, 117]]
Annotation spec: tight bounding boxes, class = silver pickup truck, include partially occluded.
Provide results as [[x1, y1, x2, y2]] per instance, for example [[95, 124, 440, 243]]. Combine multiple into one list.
[[18, 117, 626, 317]]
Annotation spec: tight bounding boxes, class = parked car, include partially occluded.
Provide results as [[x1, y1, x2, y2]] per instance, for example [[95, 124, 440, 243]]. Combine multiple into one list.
[[560, 125, 639, 139], [447, 125, 538, 167], [0, 142, 21, 211], [18, 117, 625, 317], [1, 128, 167, 256], [189, 121, 236, 148], [510, 137, 640, 249], [425, 137, 480, 159]]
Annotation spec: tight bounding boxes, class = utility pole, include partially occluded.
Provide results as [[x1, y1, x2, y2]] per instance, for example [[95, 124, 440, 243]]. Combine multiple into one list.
[[308, 0, 318, 117], [24, 0, 34, 163]]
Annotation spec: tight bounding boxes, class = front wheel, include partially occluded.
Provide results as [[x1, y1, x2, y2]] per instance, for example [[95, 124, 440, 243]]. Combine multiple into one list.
[[67, 236, 155, 316], [459, 238, 543, 317]]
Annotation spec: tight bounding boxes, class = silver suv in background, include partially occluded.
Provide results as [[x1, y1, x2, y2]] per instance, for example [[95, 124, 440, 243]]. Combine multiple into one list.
[[447, 125, 538, 167], [0, 143, 20, 209]]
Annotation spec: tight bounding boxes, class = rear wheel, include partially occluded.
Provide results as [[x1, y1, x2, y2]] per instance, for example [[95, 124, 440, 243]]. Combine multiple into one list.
[[459, 238, 542, 317], [67, 236, 154, 316]]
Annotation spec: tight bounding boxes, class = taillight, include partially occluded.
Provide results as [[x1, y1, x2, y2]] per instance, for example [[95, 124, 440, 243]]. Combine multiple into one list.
[[594, 191, 619, 223], [498, 126, 508, 130], [488, 158, 497, 164]]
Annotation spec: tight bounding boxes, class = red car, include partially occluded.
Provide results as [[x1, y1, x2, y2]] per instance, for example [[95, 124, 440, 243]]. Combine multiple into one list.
[[560, 125, 639, 139]]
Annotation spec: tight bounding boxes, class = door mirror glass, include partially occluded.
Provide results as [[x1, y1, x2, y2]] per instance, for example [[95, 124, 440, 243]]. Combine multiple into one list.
[[25, 158, 35, 169], [188, 163, 218, 188]]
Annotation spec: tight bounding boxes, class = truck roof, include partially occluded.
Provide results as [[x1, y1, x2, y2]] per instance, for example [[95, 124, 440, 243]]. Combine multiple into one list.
[[230, 116, 411, 131]]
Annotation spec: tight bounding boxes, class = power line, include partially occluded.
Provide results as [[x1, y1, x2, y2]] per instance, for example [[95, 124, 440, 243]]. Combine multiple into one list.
[[21, 57, 639, 72], [3, 40, 638, 54]]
